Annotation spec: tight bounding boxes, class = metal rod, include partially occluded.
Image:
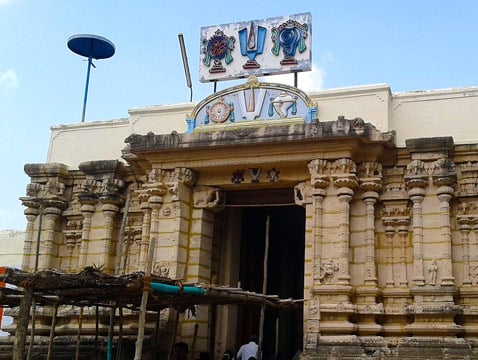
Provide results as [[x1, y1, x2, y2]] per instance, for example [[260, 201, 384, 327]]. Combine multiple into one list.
[[178, 33, 193, 102], [294, 72, 298, 88], [258, 215, 270, 360], [81, 56, 93, 122]]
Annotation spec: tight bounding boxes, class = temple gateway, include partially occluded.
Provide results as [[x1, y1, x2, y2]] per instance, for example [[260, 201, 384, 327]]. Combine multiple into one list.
[[4, 75, 478, 359]]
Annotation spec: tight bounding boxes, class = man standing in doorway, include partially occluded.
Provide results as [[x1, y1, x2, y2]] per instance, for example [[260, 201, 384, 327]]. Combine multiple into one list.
[[237, 335, 259, 360]]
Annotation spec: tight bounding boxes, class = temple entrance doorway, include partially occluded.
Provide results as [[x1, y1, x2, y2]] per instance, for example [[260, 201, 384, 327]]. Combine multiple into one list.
[[235, 205, 305, 360]]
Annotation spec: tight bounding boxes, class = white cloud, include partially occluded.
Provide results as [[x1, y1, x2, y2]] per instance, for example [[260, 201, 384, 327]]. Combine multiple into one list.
[[267, 63, 325, 92], [0, 70, 19, 89]]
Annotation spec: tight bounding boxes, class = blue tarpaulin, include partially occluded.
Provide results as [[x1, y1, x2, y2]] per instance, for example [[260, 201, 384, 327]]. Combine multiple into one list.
[[150, 282, 206, 296]]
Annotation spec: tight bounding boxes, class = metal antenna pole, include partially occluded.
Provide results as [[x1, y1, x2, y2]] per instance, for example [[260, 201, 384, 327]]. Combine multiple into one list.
[[178, 33, 193, 102], [81, 56, 93, 123]]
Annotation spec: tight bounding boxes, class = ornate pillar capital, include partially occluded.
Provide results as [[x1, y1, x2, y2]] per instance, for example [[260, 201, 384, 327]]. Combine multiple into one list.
[[308, 159, 330, 189], [404, 159, 428, 188], [430, 158, 456, 187]]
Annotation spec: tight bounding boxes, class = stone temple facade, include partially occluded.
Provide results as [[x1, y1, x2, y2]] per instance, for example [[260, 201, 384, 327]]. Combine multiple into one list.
[[9, 77, 478, 359]]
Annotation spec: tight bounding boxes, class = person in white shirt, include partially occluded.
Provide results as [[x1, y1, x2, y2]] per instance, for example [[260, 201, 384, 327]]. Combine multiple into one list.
[[236, 335, 258, 360]]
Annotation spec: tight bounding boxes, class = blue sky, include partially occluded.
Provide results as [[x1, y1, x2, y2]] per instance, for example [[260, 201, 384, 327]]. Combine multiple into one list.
[[1, 0, 478, 230]]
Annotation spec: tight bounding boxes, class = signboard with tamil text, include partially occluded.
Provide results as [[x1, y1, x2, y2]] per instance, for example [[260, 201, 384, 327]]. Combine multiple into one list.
[[199, 13, 312, 83]]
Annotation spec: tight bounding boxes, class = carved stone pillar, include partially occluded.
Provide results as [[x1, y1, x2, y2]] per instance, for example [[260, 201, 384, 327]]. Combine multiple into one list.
[[20, 168, 68, 271], [78, 203, 95, 270], [362, 192, 379, 285], [309, 159, 358, 337], [294, 181, 319, 348], [358, 162, 383, 287], [397, 220, 410, 287], [312, 189, 327, 286], [383, 221, 396, 288], [63, 219, 82, 272], [147, 188, 164, 271], [298, 160, 329, 352], [21, 204, 39, 271], [457, 217, 473, 286], [405, 159, 428, 287], [99, 202, 119, 272], [381, 206, 411, 289], [65, 236, 77, 272], [139, 200, 152, 271], [355, 163, 383, 336], [39, 205, 62, 270], [308, 159, 329, 287], [408, 186, 426, 286], [336, 186, 354, 285], [437, 185, 455, 286]]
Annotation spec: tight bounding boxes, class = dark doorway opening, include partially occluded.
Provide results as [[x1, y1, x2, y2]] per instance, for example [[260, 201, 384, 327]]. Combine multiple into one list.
[[237, 205, 305, 360]]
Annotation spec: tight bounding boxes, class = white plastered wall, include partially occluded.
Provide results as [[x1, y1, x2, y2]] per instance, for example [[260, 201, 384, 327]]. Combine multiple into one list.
[[390, 87, 478, 147], [309, 84, 391, 131]]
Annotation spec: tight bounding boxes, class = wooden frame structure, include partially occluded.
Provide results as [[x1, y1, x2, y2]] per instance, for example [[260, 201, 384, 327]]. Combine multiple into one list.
[[0, 267, 301, 359]]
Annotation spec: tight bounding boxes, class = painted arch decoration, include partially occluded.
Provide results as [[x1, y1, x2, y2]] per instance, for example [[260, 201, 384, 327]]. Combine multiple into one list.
[[186, 75, 318, 133]]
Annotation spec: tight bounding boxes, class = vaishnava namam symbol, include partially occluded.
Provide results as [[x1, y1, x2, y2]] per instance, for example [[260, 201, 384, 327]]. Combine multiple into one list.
[[239, 21, 267, 69]]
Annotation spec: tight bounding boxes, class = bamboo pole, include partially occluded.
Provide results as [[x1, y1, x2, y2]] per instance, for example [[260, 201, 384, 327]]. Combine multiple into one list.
[[12, 288, 33, 360], [95, 305, 99, 353], [190, 323, 199, 360], [134, 236, 156, 360], [46, 304, 58, 360], [153, 310, 161, 359], [275, 317, 279, 358], [107, 305, 116, 360], [17, 204, 44, 360], [115, 189, 131, 274], [75, 306, 84, 360], [116, 305, 124, 360], [167, 307, 181, 360], [257, 215, 270, 360], [209, 304, 217, 360], [28, 204, 44, 360], [26, 300, 36, 360], [122, 232, 132, 275]]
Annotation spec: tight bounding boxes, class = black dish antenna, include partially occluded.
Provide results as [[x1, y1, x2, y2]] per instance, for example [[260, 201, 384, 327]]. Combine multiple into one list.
[[67, 34, 115, 122]]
